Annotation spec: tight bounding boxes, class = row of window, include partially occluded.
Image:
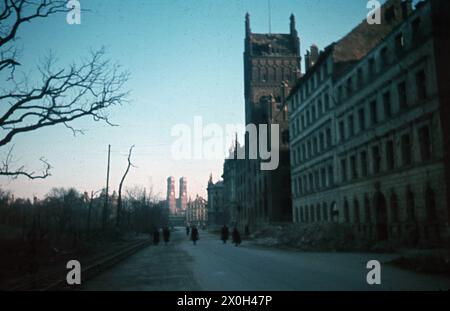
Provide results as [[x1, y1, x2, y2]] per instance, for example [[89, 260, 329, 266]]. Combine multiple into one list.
[[290, 90, 331, 136], [337, 70, 427, 142], [291, 126, 333, 166], [292, 163, 334, 197], [339, 125, 432, 183], [295, 183, 437, 225], [336, 16, 425, 102]]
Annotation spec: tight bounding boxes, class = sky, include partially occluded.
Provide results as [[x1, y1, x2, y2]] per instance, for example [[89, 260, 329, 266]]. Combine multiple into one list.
[[1, 0, 408, 200]]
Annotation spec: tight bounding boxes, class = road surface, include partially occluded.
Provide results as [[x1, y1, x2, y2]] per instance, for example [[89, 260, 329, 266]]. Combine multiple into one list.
[[83, 229, 450, 291]]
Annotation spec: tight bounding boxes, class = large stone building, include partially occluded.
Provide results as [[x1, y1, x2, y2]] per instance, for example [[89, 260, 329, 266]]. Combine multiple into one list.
[[207, 174, 227, 227], [186, 195, 208, 227], [232, 13, 301, 233], [177, 177, 188, 212], [286, 0, 450, 245], [166, 176, 188, 216], [166, 176, 177, 214]]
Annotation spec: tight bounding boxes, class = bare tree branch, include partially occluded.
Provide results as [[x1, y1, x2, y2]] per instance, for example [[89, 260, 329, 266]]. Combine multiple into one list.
[[116, 145, 135, 228], [0, 146, 51, 179]]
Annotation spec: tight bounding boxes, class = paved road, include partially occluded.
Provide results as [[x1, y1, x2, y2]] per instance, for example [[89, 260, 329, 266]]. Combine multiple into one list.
[[84, 229, 450, 291]]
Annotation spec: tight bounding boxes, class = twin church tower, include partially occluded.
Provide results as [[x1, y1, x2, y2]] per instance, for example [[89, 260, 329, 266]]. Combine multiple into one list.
[[166, 176, 188, 215]]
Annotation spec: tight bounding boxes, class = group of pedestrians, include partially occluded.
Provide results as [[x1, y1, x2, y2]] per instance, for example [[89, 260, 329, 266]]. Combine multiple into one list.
[[152, 226, 171, 245], [221, 225, 242, 246]]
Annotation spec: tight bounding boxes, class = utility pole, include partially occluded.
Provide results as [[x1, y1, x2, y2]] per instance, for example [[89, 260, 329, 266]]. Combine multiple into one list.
[[103, 144, 111, 231]]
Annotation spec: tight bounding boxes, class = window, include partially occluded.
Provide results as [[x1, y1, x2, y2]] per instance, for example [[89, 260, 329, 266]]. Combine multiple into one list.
[[315, 170, 320, 190], [337, 86, 343, 103], [311, 105, 316, 121], [364, 194, 371, 224], [360, 151, 368, 177], [358, 107, 366, 131], [339, 121, 345, 141], [346, 77, 353, 97], [319, 132, 324, 152], [395, 33, 405, 52], [321, 168, 326, 187], [372, 145, 381, 174], [313, 137, 318, 155], [354, 199, 360, 224], [310, 205, 315, 222], [324, 93, 330, 110], [328, 165, 334, 186], [390, 192, 399, 223], [302, 144, 306, 160], [370, 100, 378, 125], [323, 203, 328, 222], [350, 155, 357, 180], [412, 18, 421, 43], [419, 126, 431, 161], [416, 70, 427, 100], [385, 6, 396, 22], [357, 68, 363, 87], [425, 186, 437, 221], [401, 134, 412, 166], [398, 81, 407, 110], [309, 173, 314, 192], [368, 58, 375, 76], [348, 114, 355, 137], [380, 47, 389, 68], [306, 109, 311, 124], [316, 204, 322, 222], [386, 140, 395, 170], [307, 140, 312, 158], [318, 100, 323, 115], [383, 91, 392, 119], [343, 200, 350, 223], [341, 159, 347, 182], [326, 128, 332, 147], [301, 115, 305, 129], [406, 187, 416, 221]]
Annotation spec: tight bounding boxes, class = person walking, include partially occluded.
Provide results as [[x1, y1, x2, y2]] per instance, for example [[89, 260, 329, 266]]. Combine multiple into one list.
[[186, 225, 190, 236], [162, 227, 171, 245], [232, 227, 241, 247], [221, 225, 229, 244], [191, 226, 199, 245], [153, 228, 160, 245]]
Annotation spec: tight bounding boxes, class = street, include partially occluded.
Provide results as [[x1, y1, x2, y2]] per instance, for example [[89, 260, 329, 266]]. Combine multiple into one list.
[[83, 229, 450, 291]]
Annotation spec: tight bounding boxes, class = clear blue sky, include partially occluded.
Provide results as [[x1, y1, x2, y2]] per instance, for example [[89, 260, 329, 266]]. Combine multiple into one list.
[[1, 0, 407, 200]]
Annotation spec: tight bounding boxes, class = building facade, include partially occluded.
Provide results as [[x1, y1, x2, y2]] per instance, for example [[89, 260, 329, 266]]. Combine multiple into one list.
[[166, 176, 176, 214], [233, 13, 301, 233], [186, 195, 208, 227], [287, 0, 450, 245], [207, 175, 226, 227]]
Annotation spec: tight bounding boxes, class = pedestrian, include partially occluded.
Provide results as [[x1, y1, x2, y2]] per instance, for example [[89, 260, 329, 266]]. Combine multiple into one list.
[[221, 224, 229, 244], [186, 225, 190, 236], [163, 226, 170, 245], [191, 225, 199, 245], [232, 227, 241, 247], [153, 228, 160, 245]]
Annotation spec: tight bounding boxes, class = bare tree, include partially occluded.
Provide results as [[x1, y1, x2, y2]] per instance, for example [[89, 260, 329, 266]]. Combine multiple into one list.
[[116, 145, 135, 228], [0, 0, 129, 179]]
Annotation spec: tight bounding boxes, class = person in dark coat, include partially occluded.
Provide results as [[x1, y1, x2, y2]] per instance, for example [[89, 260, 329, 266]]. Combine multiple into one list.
[[153, 228, 160, 245], [162, 227, 170, 245], [232, 227, 241, 246], [186, 225, 190, 236], [191, 226, 199, 245], [221, 225, 229, 244]]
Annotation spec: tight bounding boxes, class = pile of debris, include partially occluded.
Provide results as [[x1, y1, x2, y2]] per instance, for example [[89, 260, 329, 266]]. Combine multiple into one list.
[[250, 223, 373, 252]]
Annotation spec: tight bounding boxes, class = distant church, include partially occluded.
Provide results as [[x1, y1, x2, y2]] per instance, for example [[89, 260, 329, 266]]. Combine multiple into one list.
[[166, 176, 187, 215]]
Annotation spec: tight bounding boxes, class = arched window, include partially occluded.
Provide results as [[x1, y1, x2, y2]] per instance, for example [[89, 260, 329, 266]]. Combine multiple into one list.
[[343, 199, 350, 223], [406, 186, 416, 221], [322, 203, 328, 222], [425, 185, 437, 221], [354, 198, 360, 224], [331, 201, 338, 223], [390, 191, 399, 222], [364, 194, 371, 224]]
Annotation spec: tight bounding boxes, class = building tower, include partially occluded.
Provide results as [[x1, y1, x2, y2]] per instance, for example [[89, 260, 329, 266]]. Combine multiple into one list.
[[239, 13, 301, 231], [177, 177, 188, 211], [166, 176, 176, 214]]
